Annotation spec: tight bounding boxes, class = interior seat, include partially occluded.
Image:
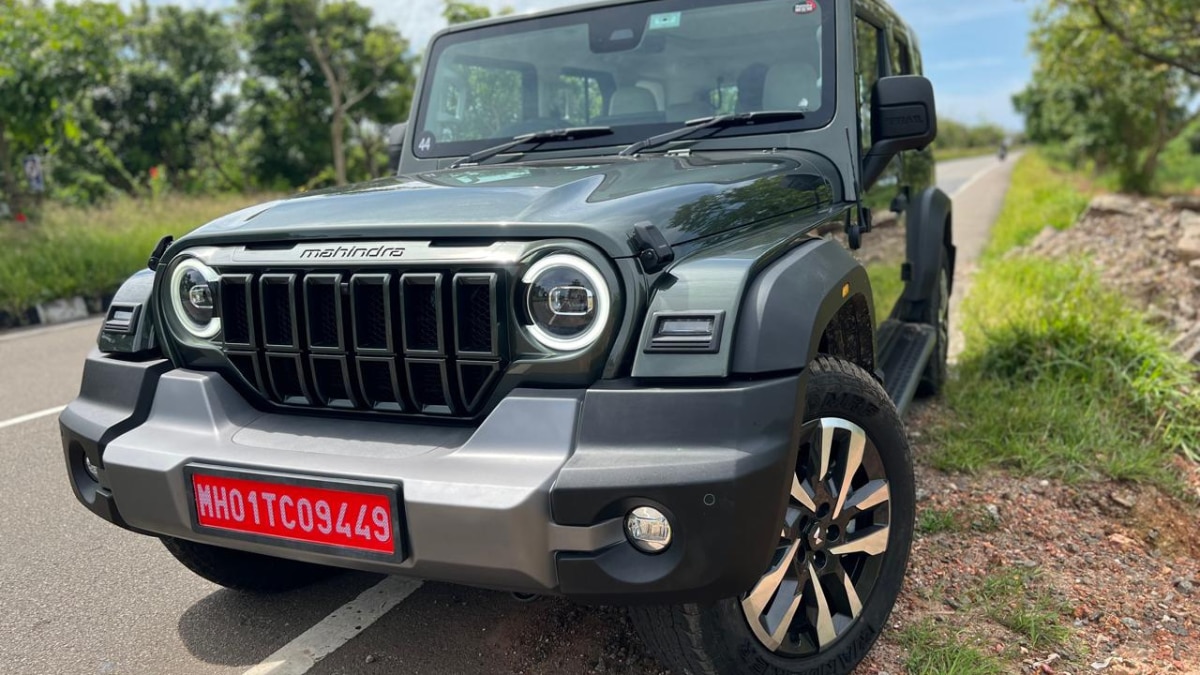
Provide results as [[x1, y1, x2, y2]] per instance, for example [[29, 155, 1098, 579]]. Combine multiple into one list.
[[608, 86, 659, 116], [762, 64, 821, 111]]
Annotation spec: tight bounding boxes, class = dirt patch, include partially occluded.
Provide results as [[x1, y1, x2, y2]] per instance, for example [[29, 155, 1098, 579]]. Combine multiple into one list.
[[857, 402, 1200, 675]]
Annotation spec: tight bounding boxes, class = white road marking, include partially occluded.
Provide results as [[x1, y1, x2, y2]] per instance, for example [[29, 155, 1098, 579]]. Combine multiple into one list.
[[0, 405, 66, 431], [0, 317, 102, 343], [949, 154, 1017, 199], [242, 575, 423, 675]]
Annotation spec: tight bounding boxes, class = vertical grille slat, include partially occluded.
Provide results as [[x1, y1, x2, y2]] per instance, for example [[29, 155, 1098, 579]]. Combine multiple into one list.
[[311, 355, 357, 409], [260, 274, 300, 350], [266, 353, 311, 406], [218, 260, 507, 420], [407, 359, 453, 415], [453, 273, 500, 358], [304, 274, 344, 352], [351, 274, 393, 354], [401, 274, 444, 356], [357, 358, 405, 412], [220, 275, 255, 348]]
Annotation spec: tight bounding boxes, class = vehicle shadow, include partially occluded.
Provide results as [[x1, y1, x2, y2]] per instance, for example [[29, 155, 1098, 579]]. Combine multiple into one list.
[[175, 571, 384, 666]]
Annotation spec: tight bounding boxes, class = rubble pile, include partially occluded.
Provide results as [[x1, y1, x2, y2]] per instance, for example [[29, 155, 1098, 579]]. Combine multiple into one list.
[[1018, 194, 1200, 364]]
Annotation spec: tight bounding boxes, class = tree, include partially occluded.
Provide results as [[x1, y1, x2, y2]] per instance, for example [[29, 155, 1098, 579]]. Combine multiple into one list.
[[443, 1, 495, 25], [85, 4, 240, 193], [0, 0, 124, 214], [1063, 0, 1200, 79], [1016, 2, 1200, 193], [241, 0, 413, 187]]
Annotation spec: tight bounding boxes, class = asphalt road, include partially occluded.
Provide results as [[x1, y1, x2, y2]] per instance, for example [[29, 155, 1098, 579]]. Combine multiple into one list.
[[0, 155, 1016, 675]]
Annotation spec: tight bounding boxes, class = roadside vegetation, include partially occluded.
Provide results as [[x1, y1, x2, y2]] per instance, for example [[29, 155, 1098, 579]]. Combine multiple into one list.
[[0, 194, 267, 317], [931, 152, 1200, 489]]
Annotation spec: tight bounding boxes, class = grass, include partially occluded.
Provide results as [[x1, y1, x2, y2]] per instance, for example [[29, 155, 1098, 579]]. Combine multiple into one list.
[[931, 151, 1200, 489], [899, 622, 1005, 675], [972, 569, 1070, 649], [980, 151, 1093, 262], [0, 194, 271, 317], [916, 506, 1000, 535], [1158, 122, 1200, 195], [868, 262, 905, 326]]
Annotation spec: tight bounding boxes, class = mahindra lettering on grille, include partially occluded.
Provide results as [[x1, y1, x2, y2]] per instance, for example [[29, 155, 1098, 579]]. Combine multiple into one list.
[[217, 268, 506, 418]]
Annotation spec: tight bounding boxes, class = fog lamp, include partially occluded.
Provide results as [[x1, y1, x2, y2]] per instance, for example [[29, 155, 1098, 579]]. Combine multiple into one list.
[[625, 506, 672, 553], [83, 455, 100, 482]]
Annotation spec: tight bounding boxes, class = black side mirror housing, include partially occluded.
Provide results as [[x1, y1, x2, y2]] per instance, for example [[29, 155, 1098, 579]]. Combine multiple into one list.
[[862, 75, 937, 190], [386, 122, 408, 174]]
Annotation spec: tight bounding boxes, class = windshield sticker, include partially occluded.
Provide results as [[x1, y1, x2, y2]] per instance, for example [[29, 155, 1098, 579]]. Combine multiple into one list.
[[794, 1, 817, 14], [416, 132, 436, 155], [648, 12, 682, 30]]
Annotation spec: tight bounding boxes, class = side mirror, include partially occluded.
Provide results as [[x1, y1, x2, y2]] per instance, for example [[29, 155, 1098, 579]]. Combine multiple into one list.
[[862, 76, 937, 190], [386, 122, 408, 174]]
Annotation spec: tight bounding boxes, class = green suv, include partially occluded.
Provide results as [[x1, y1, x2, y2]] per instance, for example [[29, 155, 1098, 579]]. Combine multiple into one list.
[[62, 1, 951, 672]]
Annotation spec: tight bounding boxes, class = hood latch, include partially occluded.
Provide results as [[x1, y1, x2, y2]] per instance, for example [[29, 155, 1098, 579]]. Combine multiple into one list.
[[631, 222, 675, 274]]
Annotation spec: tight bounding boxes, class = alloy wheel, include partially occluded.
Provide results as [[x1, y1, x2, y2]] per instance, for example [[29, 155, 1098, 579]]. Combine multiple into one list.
[[741, 418, 892, 656]]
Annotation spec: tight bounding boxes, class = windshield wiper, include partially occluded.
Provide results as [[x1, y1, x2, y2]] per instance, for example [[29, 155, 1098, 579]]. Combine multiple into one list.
[[449, 126, 614, 169], [619, 111, 808, 157]]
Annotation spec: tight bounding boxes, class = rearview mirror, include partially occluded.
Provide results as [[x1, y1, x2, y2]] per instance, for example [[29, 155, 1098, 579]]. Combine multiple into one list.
[[862, 76, 937, 190], [386, 122, 408, 174]]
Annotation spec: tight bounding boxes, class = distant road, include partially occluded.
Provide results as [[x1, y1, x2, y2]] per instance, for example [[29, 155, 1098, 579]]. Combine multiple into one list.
[[937, 152, 1005, 196]]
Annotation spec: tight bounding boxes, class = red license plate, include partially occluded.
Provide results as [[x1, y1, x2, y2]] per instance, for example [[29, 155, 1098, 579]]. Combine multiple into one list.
[[190, 472, 397, 555]]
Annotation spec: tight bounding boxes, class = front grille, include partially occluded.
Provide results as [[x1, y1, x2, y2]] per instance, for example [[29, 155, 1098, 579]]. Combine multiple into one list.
[[218, 270, 506, 419]]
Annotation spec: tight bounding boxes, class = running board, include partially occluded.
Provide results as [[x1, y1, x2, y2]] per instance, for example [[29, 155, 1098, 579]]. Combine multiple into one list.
[[876, 320, 937, 416]]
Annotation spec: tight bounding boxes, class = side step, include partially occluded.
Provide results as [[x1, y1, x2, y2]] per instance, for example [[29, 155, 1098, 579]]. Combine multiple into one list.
[[876, 320, 937, 416]]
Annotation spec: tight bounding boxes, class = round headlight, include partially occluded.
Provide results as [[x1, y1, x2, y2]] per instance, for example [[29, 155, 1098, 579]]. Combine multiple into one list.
[[169, 258, 221, 339], [523, 254, 609, 351]]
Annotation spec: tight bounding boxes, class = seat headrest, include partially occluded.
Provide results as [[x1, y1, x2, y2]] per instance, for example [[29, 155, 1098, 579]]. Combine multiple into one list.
[[763, 64, 820, 111], [609, 87, 659, 116]]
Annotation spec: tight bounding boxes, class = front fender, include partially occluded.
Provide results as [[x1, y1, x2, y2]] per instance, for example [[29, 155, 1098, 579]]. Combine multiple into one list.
[[731, 239, 873, 374], [97, 269, 159, 356]]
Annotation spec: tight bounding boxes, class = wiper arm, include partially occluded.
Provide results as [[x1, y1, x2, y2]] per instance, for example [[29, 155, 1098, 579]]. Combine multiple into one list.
[[450, 126, 614, 169], [618, 110, 808, 157]]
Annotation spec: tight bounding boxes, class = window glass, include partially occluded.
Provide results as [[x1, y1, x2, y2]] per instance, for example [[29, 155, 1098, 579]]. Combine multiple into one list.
[[890, 35, 913, 75], [432, 61, 529, 144], [417, 0, 835, 158], [855, 17, 883, 153], [557, 72, 608, 124]]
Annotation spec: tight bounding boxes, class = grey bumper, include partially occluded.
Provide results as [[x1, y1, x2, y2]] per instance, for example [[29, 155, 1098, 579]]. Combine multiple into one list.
[[62, 351, 805, 602]]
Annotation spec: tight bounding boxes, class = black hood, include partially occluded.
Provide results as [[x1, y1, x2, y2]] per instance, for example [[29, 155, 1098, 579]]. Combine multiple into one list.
[[182, 154, 836, 258]]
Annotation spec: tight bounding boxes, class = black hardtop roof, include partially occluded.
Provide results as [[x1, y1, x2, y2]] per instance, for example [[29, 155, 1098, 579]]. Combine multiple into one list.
[[429, 0, 920, 54]]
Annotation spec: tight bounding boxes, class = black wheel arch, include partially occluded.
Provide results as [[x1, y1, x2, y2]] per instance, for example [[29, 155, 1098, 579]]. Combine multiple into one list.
[[898, 186, 954, 321], [731, 238, 875, 376]]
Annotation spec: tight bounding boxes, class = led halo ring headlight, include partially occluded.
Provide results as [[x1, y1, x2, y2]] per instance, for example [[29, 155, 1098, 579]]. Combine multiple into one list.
[[169, 258, 221, 339], [523, 253, 610, 351]]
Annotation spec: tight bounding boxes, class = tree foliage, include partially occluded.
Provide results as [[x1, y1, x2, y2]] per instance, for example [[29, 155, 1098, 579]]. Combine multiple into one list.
[[1062, 0, 1200, 79], [0, 1, 124, 211], [1016, 1, 1200, 193], [1, 0, 424, 211]]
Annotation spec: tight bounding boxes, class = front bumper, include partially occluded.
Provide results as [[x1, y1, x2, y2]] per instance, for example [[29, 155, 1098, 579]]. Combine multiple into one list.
[[61, 351, 805, 603]]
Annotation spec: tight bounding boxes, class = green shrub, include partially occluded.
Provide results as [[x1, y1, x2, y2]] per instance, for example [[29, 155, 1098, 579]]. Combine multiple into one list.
[[0, 194, 271, 316]]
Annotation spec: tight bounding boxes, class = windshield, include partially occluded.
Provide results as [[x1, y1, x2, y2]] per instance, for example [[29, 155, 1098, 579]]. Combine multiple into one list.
[[415, 0, 835, 159]]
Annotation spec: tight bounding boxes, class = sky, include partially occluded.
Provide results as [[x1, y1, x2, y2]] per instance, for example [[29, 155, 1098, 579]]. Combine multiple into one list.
[[149, 0, 1035, 130]]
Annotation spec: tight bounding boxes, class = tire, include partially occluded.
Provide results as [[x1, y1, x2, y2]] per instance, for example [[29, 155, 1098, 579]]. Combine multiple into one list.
[[160, 537, 341, 593], [630, 357, 915, 675], [916, 252, 951, 397]]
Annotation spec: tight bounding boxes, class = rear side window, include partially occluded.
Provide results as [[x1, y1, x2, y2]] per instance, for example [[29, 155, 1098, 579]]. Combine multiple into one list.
[[854, 17, 885, 153], [890, 35, 913, 76]]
